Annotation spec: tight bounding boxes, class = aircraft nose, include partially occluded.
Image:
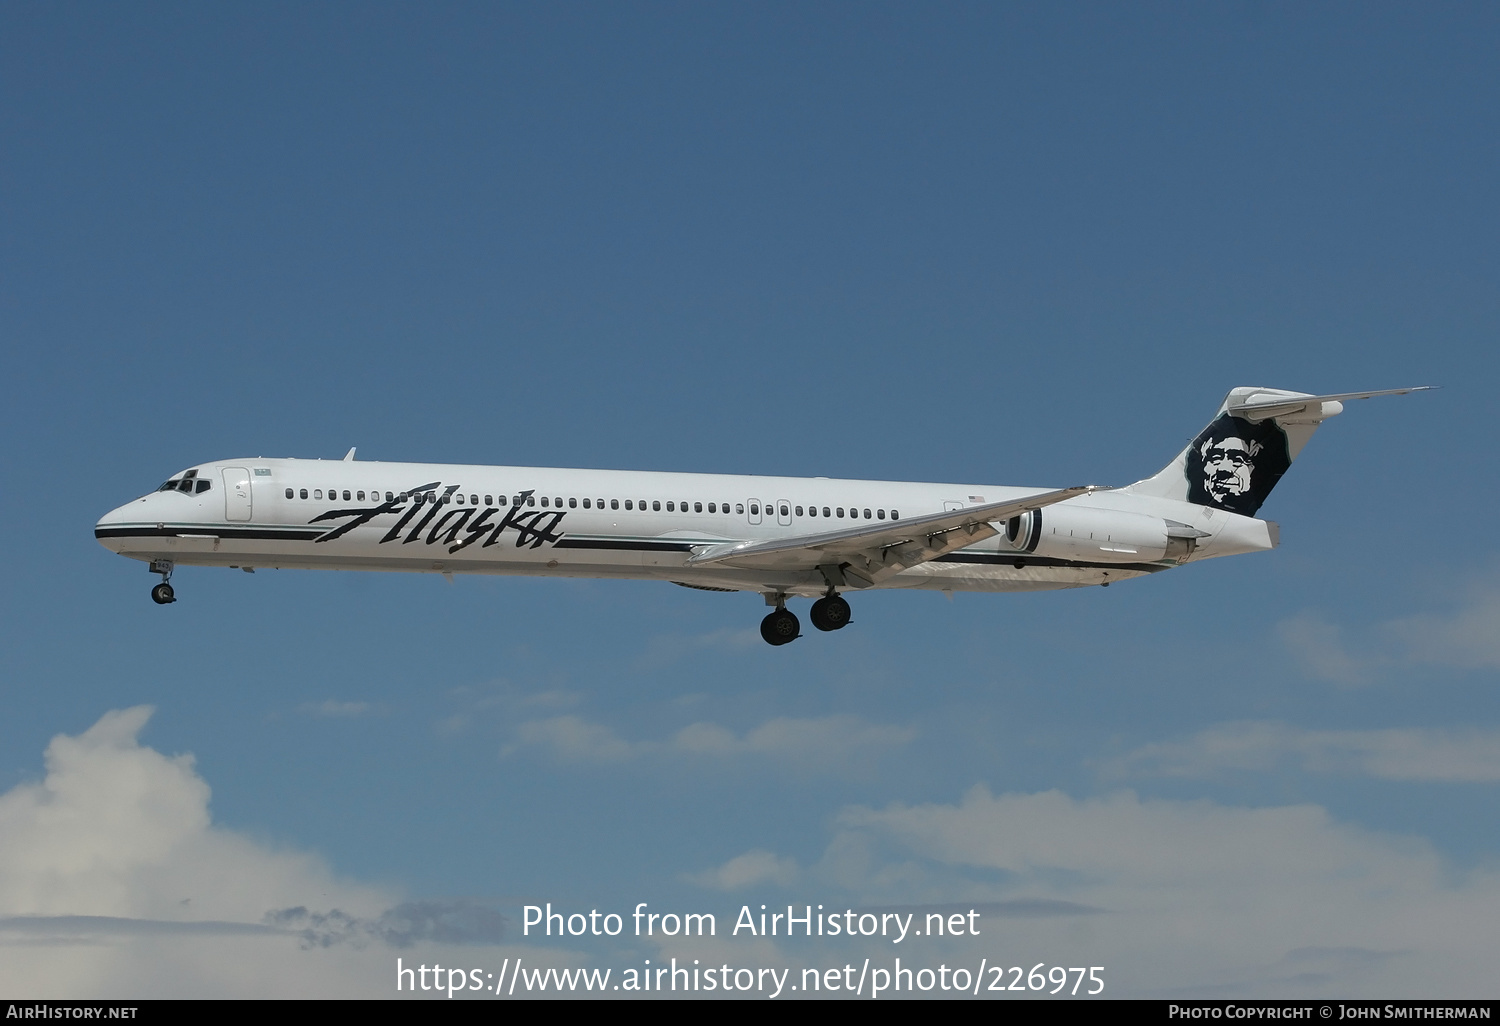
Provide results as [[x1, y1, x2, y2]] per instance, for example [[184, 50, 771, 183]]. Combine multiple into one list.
[[95, 497, 150, 551]]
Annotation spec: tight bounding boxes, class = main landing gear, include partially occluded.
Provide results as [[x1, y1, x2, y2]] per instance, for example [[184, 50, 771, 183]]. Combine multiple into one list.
[[809, 594, 851, 632], [760, 607, 800, 646], [149, 560, 176, 605], [759, 592, 853, 645]]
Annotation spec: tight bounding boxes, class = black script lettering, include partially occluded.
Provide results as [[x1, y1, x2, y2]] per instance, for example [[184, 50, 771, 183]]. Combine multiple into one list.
[[427, 506, 475, 547], [449, 506, 500, 554], [311, 482, 438, 543], [404, 485, 461, 544]]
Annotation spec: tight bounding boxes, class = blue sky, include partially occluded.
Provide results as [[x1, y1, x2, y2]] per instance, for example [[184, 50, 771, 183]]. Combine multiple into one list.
[[2, 2, 1497, 997]]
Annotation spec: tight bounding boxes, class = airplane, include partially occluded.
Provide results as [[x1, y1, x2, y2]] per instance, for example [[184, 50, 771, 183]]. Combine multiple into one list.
[[95, 386, 1427, 646]]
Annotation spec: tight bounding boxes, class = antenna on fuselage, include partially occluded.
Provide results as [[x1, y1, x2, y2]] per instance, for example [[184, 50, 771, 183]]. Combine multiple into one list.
[[342, 447, 357, 461]]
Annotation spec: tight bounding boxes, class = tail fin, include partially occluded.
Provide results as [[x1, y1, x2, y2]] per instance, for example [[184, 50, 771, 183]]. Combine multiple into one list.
[[1123, 386, 1430, 516]]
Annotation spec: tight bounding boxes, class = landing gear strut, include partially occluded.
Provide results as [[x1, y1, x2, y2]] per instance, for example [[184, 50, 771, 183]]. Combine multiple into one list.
[[759, 595, 800, 646], [149, 560, 176, 605], [809, 593, 851, 632]]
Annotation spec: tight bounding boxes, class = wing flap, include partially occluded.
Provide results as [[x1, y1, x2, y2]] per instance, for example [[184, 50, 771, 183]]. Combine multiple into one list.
[[686, 486, 1098, 584]]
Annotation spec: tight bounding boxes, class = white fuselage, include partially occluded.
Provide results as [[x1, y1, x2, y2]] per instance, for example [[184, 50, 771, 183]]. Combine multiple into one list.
[[95, 457, 1277, 597]]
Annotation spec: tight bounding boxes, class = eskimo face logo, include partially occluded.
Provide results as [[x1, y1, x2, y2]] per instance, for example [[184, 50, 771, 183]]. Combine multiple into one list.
[[1202, 435, 1260, 505], [1184, 415, 1290, 516]]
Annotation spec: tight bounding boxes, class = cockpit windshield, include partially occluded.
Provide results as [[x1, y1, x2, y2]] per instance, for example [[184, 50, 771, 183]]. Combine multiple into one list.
[[156, 468, 212, 495]]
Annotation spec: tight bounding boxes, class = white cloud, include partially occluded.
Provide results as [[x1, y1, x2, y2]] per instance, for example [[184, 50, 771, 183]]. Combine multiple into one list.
[[504, 714, 914, 768], [635, 628, 762, 669], [1385, 593, 1500, 669], [1278, 613, 1371, 685], [817, 784, 1500, 995], [506, 715, 639, 763], [672, 715, 915, 762], [1280, 583, 1500, 683], [687, 850, 799, 891], [0, 708, 557, 997], [299, 700, 376, 717], [1115, 721, 1500, 782]]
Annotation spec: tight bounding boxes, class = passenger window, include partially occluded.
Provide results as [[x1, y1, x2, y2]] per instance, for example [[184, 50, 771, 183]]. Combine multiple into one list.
[[836, 507, 844, 518], [666, 501, 675, 512], [484, 495, 493, 506], [497, 495, 507, 506], [877, 509, 886, 519], [540, 496, 548, 507], [750, 503, 759, 516], [569, 498, 577, 508], [891, 510, 899, 520], [469, 494, 477, 505], [611, 499, 619, 510], [707, 502, 716, 513], [582, 498, 591, 509], [527, 495, 535, 507], [823, 507, 831, 517], [652, 500, 660, 511], [315, 489, 323, 499], [694, 502, 703, 513], [339, 490, 347, 501], [794, 505, 802, 516], [808, 506, 817, 517], [300, 488, 309, 499], [624, 499, 632, 510], [285, 488, 294, 499], [779, 504, 788, 517], [736, 503, 744, 514], [356, 491, 364, 501], [864, 509, 871, 519]]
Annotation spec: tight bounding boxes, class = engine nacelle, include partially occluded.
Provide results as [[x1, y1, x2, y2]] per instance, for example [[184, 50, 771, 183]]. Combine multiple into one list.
[[1004, 506, 1197, 563]]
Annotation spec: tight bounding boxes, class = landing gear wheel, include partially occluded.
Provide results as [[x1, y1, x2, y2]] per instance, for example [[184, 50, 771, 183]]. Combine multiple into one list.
[[151, 582, 176, 605], [760, 609, 800, 646], [809, 595, 852, 632]]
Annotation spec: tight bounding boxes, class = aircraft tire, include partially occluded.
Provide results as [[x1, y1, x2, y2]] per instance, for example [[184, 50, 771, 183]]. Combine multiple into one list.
[[759, 609, 800, 646], [809, 596, 852, 631], [151, 583, 175, 605]]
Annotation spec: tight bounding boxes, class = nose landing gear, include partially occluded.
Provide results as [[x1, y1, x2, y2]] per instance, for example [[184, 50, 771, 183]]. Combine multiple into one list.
[[149, 560, 176, 605]]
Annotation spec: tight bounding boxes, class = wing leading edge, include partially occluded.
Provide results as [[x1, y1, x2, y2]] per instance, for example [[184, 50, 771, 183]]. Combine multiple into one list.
[[685, 486, 1099, 587]]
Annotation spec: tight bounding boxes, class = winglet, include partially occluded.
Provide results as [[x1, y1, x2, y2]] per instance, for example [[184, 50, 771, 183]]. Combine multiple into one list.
[[342, 447, 357, 462]]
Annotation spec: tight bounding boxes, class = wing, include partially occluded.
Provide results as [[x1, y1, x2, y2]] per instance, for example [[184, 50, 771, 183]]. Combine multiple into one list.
[[685, 486, 1099, 587]]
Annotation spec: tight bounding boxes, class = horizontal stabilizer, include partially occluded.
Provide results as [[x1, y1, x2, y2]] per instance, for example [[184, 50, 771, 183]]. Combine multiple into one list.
[[1227, 386, 1435, 422]]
